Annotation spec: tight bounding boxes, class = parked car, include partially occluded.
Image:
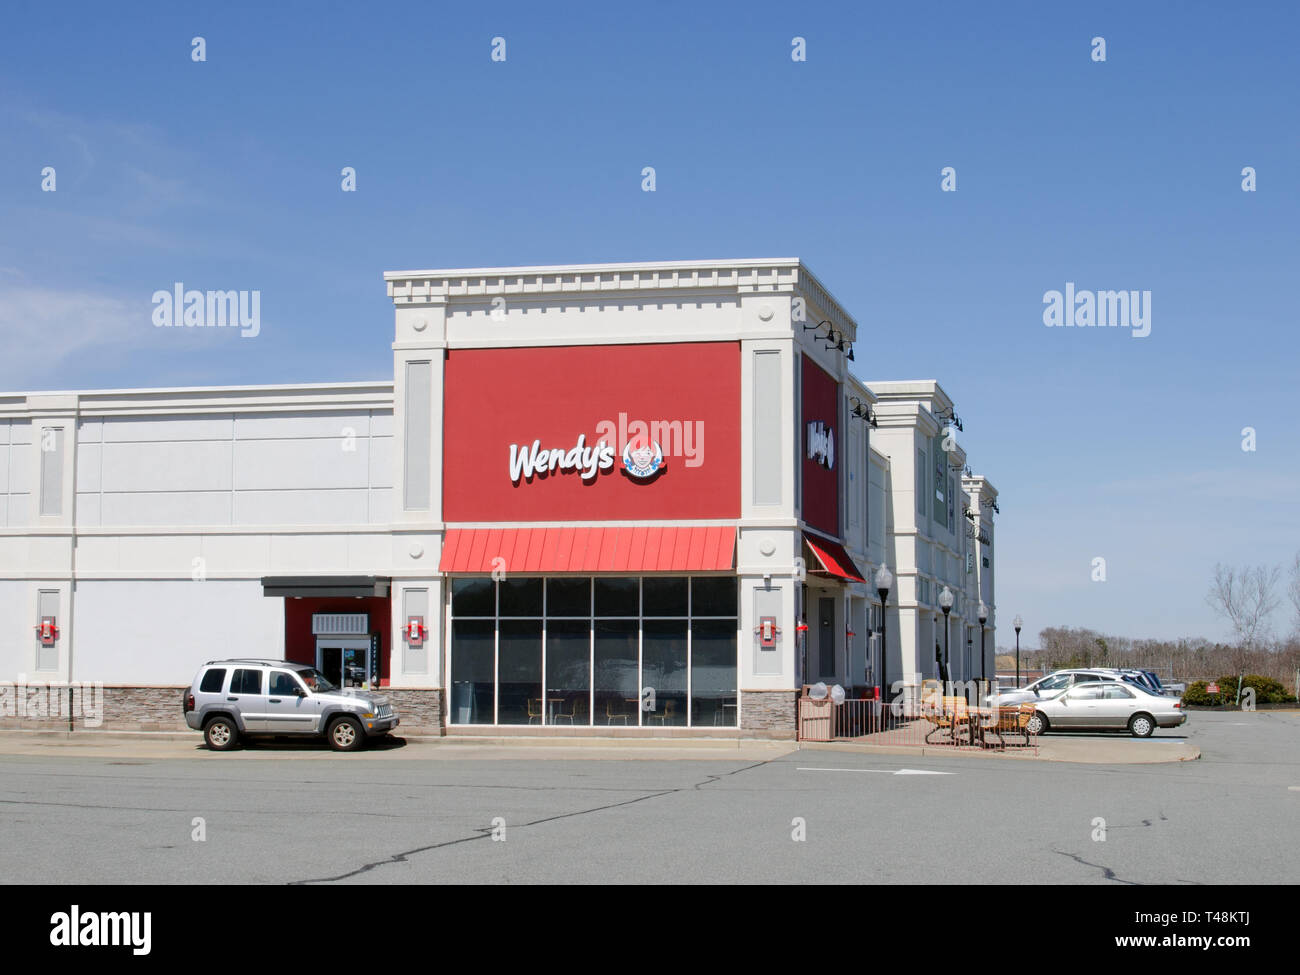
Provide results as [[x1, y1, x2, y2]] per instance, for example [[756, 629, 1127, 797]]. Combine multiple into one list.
[[182, 658, 398, 751], [1024, 680, 1187, 737], [990, 668, 1161, 706], [1100, 668, 1162, 695], [988, 669, 1115, 706]]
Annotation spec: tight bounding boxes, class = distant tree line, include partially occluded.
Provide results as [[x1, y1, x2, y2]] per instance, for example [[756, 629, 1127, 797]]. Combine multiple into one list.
[[998, 553, 1300, 693]]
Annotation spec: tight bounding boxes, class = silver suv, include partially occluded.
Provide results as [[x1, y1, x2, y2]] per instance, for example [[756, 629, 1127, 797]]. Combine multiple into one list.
[[182, 659, 398, 751]]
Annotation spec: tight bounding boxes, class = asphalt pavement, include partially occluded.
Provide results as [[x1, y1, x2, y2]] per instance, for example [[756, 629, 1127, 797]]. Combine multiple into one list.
[[0, 711, 1295, 884]]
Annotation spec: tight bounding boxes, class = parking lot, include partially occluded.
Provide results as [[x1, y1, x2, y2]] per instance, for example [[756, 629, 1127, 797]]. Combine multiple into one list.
[[0, 710, 1295, 884]]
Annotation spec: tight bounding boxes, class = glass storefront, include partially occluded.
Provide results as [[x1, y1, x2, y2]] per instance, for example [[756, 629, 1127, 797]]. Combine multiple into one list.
[[448, 576, 738, 727]]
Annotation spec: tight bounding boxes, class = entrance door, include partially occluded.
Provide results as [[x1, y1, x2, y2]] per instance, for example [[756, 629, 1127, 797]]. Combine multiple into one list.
[[817, 597, 835, 682], [317, 638, 371, 690]]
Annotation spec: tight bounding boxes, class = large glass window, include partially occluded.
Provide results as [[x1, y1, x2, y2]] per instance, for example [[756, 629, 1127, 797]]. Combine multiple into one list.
[[691, 577, 737, 617], [452, 578, 495, 617], [547, 578, 591, 617], [691, 618, 738, 725], [497, 619, 542, 724], [916, 449, 927, 516], [594, 619, 638, 726], [499, 578, 542, 617], [448, 576, 739, 728], [643, 619, 688, 726], [933, 435, 945, 523], [450, 619, 494, 724], [595, 577, 638, 617], [643, 577, 688, 616], [546, 619, 590, 725]]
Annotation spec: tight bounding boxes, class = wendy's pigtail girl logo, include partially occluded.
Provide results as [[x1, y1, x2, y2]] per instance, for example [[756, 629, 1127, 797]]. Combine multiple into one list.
[[622, 438, 665, 480]]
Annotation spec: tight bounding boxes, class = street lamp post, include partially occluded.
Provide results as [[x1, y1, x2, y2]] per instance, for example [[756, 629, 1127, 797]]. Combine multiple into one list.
[[796, 615, 809, 687], [978, 601, 989, 695], [1013, 615, 1023, 689], [874, 565, 894, 729], [938, 586, 954, 693]]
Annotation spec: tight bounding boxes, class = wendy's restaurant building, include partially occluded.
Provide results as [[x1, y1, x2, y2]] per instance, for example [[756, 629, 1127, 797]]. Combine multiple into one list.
[[0, 259, 997, 739]]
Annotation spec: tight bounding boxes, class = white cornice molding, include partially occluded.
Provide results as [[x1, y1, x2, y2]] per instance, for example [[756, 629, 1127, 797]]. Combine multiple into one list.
[[0, 525, 404, 537], [865, 379, 955, 416], [961, 475, 999, 501], [385, 258, 861, 342], [0, 382, 394, 420], [872, 401, 941, 436], [385, 257, 801, 287]]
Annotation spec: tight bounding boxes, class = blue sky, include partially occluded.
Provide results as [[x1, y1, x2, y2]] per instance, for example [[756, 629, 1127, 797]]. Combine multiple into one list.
[[2, 1, 1297, 646]]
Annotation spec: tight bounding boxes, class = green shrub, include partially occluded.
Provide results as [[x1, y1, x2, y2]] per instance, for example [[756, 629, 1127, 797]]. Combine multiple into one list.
[[1182, 675, 1297, 706]]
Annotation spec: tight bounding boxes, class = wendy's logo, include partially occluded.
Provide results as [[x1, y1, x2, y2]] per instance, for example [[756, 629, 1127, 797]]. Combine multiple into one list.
[[622, 440, 665, 480]]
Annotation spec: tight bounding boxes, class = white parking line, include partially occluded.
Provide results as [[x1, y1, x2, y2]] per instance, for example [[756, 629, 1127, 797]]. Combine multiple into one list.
[[895, 769, 955, 775], [797, 767, 954, 776]]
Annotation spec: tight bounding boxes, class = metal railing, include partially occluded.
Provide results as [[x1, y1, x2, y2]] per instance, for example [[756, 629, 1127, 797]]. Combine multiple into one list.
[[799, 694, 1039, 753]]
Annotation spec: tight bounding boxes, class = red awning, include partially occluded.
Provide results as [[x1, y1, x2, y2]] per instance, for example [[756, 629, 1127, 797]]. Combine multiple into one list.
[[803, 532, 866, 583], [439, 526, 736, 574]]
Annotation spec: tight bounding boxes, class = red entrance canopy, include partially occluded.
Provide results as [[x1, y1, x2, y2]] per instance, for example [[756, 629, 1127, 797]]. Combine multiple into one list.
[[803, 532, 867, 583], [439, 525, 736, 574]]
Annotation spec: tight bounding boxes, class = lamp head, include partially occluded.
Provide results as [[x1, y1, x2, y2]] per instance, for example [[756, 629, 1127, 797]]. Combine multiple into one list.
[[873, 565, 894, 594]]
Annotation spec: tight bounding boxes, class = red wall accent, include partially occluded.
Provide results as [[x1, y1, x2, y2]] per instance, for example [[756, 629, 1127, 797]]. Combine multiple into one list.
[[282, 597, 392, 686], [443, 343, 741, 522], [801, 355, 840, 537]]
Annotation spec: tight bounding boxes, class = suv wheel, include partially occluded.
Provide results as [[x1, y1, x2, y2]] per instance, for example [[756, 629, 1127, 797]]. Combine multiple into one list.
[[1129, 713, 1155, 738], [1025, 711, 1048, 736], [327, 716, 364, 752], [204, 716, 239, 751]]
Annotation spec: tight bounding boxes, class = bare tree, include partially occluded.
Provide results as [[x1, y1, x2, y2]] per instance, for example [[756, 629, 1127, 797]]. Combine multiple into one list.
[[1206, 562, 1281, 673], [1289, 551, 1300, 636]]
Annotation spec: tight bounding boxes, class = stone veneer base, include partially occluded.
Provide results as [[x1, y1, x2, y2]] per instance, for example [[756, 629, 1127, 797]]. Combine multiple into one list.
[[740, 689, 798, 739], [0, 686, 798, 739], [0, 685, 446, 736]]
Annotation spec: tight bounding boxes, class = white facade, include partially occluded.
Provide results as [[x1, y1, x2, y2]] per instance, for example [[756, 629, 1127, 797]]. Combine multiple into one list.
[[0, 383, 395, 688], [0, 259, 998, 735], [863, 380, 998, 699]]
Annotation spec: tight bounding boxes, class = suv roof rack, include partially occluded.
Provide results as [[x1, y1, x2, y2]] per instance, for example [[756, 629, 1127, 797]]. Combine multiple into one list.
[[202, 658, 293, 666]]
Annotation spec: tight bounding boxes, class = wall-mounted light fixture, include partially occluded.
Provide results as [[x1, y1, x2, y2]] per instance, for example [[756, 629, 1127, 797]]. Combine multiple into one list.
[[848, 397, 878, 428], [802, 319, 855, 363], [934, 406, 963, 431]]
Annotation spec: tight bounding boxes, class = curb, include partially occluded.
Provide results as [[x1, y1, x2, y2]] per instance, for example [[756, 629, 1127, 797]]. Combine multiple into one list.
[[799, 739, 1201, 765], [0, 729, 794, 750]]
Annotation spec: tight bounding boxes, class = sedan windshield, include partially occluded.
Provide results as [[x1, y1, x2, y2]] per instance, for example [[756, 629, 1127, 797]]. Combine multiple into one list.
[[298, 668, 337, 693]]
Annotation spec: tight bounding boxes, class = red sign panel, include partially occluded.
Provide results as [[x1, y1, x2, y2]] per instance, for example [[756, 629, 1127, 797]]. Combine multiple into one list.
[[443, 343, 740, 522], [801, 356, 839, 536]]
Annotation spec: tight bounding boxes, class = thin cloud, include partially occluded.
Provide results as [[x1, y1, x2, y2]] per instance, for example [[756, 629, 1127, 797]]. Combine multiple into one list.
[[0, 284, 145, 387]]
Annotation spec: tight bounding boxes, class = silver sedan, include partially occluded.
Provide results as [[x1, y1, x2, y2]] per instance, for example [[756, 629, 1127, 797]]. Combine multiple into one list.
[[1025, 681, 1187, 737]]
